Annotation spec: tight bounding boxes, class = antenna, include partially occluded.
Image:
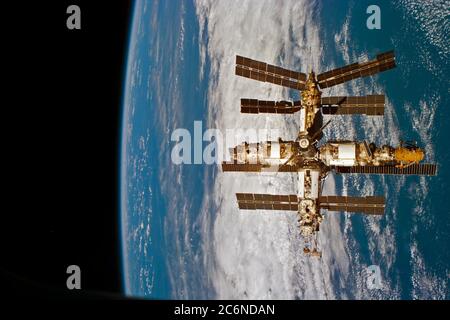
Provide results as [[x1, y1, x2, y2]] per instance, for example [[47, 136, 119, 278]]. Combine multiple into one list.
[[310, 119, 332, 142]]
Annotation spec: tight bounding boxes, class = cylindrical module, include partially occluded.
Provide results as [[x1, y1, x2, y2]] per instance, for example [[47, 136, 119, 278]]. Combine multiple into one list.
[[319, 142, 357, 166], [320, 141, 398, 166], [229, 141, 296, 166]]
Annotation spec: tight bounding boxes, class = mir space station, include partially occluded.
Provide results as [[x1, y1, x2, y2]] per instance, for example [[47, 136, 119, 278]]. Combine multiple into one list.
[[221, 51, 437, 257]]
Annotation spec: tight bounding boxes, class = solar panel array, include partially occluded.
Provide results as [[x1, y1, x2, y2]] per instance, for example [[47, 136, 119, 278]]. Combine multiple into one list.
[[241, 98, 301, 114], [221, 162, 298, 172], [319, 195, 385, 215], [317, 51, 395, 88], [235, 55, 307, 90], [221, 163, 263, 172], [236, 193, 299, 211], [332, 164, 437, 176], [321, 95, 385, 115]]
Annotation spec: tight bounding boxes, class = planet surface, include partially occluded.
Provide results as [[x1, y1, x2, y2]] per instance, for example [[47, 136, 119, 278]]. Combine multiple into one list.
[[120, 0, 449, 299]]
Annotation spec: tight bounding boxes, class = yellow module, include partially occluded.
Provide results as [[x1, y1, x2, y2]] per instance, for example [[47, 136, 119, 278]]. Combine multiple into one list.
[[300, 72, 322, 132], [394, 145, 424, 168]]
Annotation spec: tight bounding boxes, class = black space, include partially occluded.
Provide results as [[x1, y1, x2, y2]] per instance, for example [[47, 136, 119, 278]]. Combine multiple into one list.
[[1, 1, 132, 299]]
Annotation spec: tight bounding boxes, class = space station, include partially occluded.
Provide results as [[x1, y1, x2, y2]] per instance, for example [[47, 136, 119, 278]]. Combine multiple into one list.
[[222, 51, 437, 257]]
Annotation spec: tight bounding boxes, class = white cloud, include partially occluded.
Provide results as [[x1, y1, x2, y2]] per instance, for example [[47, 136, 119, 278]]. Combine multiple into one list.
[[195, 0, 345, 299], [410, 242, 447, 299]]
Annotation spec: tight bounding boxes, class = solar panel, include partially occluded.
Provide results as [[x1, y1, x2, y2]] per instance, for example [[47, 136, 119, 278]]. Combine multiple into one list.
[[236, 193, 299, 211], [331, 164, 437, 176], [317, 51, 396, 89], [240, 98, 301, 114], [319, 195, 385, 204], [277, 165, 299, 172], [221, 162, 298, 172], [320, 95, 385, 115], [317, 62, 360, 81], [319, 195, 385, 215], [235, 55, 307, 90], [221, 163, 263, 172]]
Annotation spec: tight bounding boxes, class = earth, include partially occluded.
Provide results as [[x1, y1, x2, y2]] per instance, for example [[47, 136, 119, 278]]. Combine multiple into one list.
[[120, 0, 449, 299]]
